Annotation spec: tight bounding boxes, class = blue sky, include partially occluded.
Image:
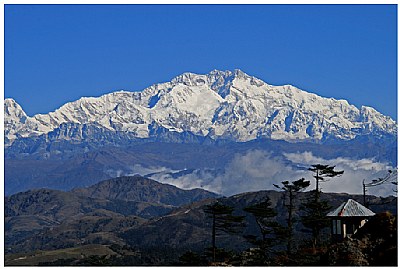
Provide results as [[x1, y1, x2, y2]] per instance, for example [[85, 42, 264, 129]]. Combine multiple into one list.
[[5, 4, 398, 120]]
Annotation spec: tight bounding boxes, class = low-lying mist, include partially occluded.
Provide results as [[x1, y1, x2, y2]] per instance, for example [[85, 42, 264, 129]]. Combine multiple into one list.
[[119, 150, 395, 197]]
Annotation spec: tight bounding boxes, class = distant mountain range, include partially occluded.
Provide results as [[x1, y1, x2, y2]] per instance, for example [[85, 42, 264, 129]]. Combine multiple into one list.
[[4, 70, 397, 195], [5, 69, 396, 145]]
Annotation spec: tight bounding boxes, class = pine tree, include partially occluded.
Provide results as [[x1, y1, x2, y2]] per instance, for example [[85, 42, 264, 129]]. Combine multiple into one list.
[[301, 195, 332, 253], [274, 178, 310, 255], [308, 164, 344, 201], [301, 164, 343, 253], [204, 201, 245, 262], [243, 197, 280, 264], [301, 164, 344, 253], [244, 197, 277, 242]]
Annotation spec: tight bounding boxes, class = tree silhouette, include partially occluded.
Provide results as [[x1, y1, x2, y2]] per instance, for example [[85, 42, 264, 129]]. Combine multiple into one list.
[[274, 178, 310, 255], [301, 196, 332, 253], [204, 201, 245, 262], [244, 197, 277, 243], [309, 164, 344, 200], [302, 165, 343, 253]]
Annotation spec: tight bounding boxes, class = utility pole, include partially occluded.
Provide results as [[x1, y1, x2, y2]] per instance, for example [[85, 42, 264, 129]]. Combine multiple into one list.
[[212, 211, 216, 262], [363, 169, 397, 208], [362, 179, 367, 207]]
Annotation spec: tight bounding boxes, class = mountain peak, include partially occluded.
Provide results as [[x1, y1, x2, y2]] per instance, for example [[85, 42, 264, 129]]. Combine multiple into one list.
[[5, 97, 17, 104], [171, 72, 205, 86], [233, 68, 249, 78], [4, 98, 27, 119], [171, 69, 253, 86], [4, 70, 397, 144], [208, 68, 249, 77], [5, 98, 23, 110]]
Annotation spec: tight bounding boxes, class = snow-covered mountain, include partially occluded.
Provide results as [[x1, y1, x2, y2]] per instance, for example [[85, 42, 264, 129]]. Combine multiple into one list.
[[4, 69, 397, 146]]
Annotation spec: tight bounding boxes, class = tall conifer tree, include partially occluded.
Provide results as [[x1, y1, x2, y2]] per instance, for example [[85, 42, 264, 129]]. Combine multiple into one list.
[[204, 201, 245, 262], [274, 178, 310, 255], [302, 164, 344, 252]]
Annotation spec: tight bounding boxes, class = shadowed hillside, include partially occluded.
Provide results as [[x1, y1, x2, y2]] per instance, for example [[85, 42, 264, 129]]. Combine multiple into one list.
[[5, 176, 396, 265]]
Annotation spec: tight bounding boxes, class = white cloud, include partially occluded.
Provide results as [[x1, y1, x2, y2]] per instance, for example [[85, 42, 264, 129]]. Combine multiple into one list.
[[283, 151, 395, 196], [127, 150, 303, 196], [218, 150, 303, 196], [128, 164, 178, 176], [119, 151, 396, 198]]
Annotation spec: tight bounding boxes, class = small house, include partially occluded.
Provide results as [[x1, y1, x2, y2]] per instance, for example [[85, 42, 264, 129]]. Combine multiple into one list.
[[327, 199, 375, 241]]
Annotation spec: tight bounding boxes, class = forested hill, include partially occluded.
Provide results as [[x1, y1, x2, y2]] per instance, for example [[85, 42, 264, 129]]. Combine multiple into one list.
[[5, 175, 396, 266]]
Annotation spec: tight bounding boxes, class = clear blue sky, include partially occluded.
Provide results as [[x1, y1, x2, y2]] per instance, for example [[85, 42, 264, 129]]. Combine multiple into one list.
[[5, 4, 398, 120]]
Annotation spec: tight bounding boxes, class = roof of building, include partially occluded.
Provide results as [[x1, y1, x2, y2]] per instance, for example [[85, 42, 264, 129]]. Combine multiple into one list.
[[327, 199, 375, 217]]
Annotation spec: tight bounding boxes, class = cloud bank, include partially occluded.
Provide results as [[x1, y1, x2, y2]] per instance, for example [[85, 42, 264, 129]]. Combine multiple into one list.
[[283, 151, 395, 197], [126, 150, 396, 197]]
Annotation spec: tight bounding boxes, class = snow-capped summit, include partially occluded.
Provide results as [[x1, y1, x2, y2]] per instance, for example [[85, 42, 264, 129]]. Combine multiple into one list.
[[5, 98, 26, 120], [4, 98, 51, 142], [4, 69, 397, 145]]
